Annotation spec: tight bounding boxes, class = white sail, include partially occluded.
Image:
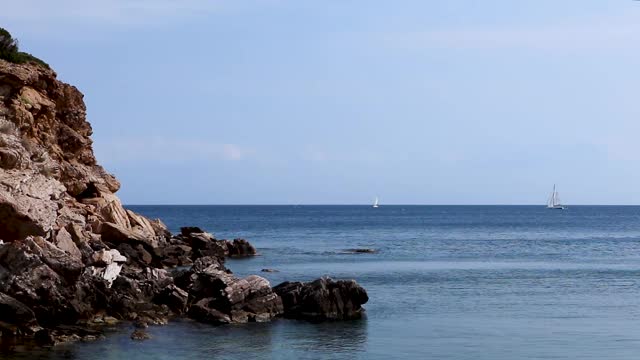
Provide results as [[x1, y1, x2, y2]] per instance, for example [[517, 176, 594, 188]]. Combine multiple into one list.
[[373, 196, 379, 208], [547, 185, 565, 209]]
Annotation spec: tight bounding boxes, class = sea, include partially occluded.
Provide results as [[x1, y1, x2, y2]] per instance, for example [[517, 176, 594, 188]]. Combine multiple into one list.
[[7, 205, 640, 359]]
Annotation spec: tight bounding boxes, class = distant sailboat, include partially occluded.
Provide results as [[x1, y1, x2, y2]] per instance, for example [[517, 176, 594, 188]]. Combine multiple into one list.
[[373, 196, 379, 208], [547, 185, 566, 210]]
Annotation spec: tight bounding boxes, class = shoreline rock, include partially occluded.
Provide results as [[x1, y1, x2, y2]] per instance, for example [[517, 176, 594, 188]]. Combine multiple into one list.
[[274, 278, 369, 321]]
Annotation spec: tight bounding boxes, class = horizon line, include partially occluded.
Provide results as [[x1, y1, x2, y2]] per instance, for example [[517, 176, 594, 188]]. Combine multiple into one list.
[[123, 204, 640, 207]]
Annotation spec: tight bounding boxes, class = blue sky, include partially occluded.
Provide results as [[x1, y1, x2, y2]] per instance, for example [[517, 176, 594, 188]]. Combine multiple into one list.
[[2, 0, 640, 204]]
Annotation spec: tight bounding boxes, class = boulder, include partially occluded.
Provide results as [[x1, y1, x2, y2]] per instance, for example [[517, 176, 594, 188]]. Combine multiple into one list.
[[116, 243, 152, 267], [226, 238, 257, 257], [153, 284, 188, 315], [172, 230, 226, 260], [188, 298, 231, 325], [90, 248, 126, 267], [186, 257, 283, 324], [180, 227, 205, 236], [98, 222, 156, 248], [54, 228, 82, 260], [192, 239, 227, 260], [156, 244, 192, 268], [85, 263, 122, 288], [273, 277, 368, 321]]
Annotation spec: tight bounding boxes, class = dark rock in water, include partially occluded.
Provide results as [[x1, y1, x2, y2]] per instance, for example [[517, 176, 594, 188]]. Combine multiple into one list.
[[185, 257, 283, 324], [34, 326, 103, 346], [226, 238, 257, 257], [189, 234, 227, 260], [188, 298, 231, 325], [134, 320, 148, 329], [273, 277, 369, 321], [344, 248, 377, 254], [180, 227, 205, 236], [153, 285, 188, 315], [130, 329, 151, 341], [108, 269, 173, 322], [261, 268, 279, 273], [171, 230, 228, 260]]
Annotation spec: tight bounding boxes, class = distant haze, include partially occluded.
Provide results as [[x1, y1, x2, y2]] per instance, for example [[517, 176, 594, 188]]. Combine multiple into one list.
[[3, 1, 640, 204]]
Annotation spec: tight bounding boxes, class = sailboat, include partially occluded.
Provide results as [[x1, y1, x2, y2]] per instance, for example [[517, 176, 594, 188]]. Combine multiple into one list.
[[373, 196, 379, 208], [547, 185, 566, 210]]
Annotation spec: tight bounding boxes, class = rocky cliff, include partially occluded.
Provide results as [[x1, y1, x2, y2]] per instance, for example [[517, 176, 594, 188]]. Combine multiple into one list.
[[0, 59, 367, 346], [0, 59, 164, 247]]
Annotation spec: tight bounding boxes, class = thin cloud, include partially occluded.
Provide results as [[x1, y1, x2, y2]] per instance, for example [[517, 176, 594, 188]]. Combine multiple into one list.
[[221, 144, 246, 161], [0, 0, 260, 26], [95, 136, 251, 164], [380, 13, 640, 52]]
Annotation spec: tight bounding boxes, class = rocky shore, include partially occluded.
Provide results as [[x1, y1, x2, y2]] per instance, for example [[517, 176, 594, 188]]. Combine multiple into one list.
[[0, 59, 368, 346]]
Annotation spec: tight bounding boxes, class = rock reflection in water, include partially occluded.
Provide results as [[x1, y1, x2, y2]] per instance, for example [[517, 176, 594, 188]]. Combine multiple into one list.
[[274, 319, 368, 355], [1, 318, 368, 360]]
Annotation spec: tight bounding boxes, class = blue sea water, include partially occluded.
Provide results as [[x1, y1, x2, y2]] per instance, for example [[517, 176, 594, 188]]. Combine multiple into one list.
[[8, 205, 640, 359]]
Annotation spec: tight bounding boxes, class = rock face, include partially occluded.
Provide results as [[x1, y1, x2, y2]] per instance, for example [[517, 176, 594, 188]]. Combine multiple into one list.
[[274, 278, 369, 321], [0, 58, 368, 346], [0, 61, 148, 244]]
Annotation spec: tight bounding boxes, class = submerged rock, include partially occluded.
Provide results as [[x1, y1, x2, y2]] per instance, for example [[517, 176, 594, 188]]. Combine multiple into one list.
[[130, 329, 151, 341], [344, 248, 378, 254], [274, 277, 369, 321]]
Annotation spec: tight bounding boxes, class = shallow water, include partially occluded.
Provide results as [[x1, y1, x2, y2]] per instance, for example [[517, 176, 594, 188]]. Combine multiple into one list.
[[6, 205, 640, 359]]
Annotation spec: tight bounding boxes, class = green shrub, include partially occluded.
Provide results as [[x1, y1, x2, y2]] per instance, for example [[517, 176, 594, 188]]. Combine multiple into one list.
[[0, 27, 49, 69]]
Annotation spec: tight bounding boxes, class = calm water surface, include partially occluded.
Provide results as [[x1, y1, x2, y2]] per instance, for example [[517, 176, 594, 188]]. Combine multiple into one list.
[[8, 205, 640, 359]]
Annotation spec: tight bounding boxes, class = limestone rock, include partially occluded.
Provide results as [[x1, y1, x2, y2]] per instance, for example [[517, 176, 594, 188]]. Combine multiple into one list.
[[0, 171, 66, 241], [90, 248, 127, 267], [54, 227, 82, 260]]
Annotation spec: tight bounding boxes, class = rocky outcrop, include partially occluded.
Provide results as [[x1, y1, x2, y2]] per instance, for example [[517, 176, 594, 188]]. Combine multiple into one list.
[[181, 257, 283, 324], [226, 238, 258, 257], [274, 278, 369, 321], [0, 58, 368, 347]]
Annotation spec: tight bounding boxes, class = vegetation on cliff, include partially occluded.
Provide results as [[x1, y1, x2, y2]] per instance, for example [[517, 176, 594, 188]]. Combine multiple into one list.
[[0, 27, 49, 69]]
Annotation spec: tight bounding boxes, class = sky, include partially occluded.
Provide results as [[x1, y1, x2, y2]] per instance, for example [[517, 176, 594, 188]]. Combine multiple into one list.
[[2, 0, 640, 205]]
